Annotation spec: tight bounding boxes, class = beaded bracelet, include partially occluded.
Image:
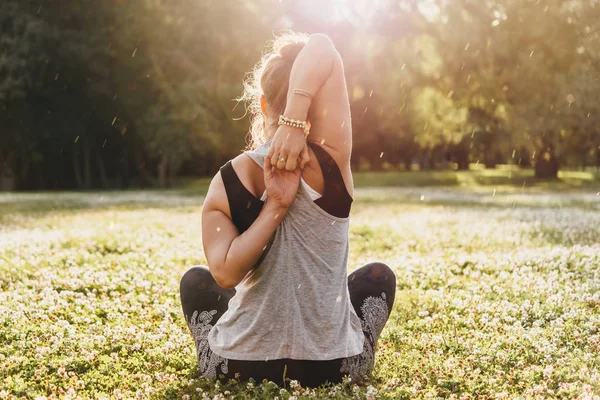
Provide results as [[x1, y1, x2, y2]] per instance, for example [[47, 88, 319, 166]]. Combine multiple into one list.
[[278, 115, 310, 138]]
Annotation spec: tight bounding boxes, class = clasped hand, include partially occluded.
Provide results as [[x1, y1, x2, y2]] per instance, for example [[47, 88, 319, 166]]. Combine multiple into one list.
[[266, 125, 310, 172], [263, 125, 310, 210]]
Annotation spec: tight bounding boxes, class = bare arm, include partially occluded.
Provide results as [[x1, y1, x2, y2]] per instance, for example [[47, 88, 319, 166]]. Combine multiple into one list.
[[202, 160, 300, 289], [268, 33, 352, 170]]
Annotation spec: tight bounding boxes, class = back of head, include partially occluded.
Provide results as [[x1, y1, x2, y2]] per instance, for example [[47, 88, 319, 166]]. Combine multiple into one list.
[[239, 31, 309, 149]]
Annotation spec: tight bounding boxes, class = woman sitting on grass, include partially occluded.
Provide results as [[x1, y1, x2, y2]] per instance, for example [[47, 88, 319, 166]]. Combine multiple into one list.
[[179, 32, 396, 387]]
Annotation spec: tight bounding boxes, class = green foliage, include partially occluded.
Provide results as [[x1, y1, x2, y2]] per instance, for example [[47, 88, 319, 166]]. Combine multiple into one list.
[[2, 0, 600, 189]]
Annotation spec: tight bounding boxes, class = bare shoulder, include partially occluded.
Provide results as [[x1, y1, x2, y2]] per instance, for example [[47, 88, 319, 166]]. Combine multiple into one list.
[[203, 169, 231, 219], [231, 153, 265, 198]]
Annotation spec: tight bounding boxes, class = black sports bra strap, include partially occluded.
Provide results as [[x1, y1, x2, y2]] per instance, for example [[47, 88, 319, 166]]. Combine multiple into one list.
[[220, 161, 264, 234], [308, 142, 343, 184], [307, 142, 353, 218]]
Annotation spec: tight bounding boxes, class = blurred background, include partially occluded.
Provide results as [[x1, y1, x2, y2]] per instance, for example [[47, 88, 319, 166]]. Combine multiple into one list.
[[1, 0, 599, 191]]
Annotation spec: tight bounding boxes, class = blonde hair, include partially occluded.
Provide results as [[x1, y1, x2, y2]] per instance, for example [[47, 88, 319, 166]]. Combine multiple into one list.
[[238, 31, 309, 150]]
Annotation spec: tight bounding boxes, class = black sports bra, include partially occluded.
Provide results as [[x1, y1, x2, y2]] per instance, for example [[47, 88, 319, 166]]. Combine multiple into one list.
[[220, 143, 352, 234]]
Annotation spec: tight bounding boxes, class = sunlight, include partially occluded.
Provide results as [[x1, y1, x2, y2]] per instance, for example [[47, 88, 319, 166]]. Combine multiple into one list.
[[293, 0, 440, 25]]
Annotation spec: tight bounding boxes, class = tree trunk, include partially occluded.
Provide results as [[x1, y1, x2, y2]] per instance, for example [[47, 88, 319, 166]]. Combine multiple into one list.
[[96, 151, 109, 189], [534, 146, 559, 179], [158, 155, 169, 188], [83, 143, 92, 189], [73, 149, 84, 189], [134, 149, 154, 187]]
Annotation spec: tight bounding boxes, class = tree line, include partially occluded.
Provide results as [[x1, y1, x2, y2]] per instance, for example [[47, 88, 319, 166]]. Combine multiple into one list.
[[1, 0, 599, 190]]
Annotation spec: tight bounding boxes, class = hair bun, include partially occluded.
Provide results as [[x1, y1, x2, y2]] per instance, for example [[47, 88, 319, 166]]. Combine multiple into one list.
[[279, 42, 305, 63]]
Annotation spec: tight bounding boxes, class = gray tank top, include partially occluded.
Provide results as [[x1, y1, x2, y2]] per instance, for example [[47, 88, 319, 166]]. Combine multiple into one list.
[[207, 142, 365, 360]]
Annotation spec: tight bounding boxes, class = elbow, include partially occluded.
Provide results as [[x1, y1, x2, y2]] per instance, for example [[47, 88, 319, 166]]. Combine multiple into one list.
[[210, 266, 240, 290], [307, 33, 337, 57]]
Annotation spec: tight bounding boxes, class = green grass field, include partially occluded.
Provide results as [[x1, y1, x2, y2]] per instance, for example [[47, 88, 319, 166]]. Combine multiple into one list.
[[1, 171, 600, 399]]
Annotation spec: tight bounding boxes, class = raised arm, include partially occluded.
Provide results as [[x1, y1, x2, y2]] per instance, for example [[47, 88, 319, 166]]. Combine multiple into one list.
[[268, 33, 352, 171]]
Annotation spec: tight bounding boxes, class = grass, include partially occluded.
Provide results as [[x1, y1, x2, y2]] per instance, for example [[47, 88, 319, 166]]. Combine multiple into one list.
[[1, 172, 600, 399]]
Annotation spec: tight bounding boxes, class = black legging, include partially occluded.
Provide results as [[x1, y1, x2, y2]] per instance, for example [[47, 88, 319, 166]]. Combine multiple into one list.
[[180, 262, 396, 387]]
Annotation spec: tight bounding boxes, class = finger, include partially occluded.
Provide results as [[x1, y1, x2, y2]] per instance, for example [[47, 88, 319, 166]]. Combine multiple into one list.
[[299, 146, 310, 169], [270, 149, 280, 167], [285, 152, 298, 171], [276, 158, 287, 170], [263, 156, 271, 176], [276, 149, 290, 170]]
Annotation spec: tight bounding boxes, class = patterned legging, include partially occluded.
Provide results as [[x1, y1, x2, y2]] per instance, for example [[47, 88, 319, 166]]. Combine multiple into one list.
[[179, 262, 396, 387]]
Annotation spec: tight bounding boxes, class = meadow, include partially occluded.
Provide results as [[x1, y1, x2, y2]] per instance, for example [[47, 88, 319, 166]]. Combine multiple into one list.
[[1, 171, 600, 399]]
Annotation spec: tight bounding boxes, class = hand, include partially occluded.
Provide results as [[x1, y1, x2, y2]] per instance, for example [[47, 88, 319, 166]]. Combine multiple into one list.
[[263, 157, 301, 210], [267, 125, 310, 171]]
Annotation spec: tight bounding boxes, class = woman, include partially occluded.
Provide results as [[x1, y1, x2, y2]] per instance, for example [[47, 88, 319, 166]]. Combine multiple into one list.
[[180, 32, 396, 387]]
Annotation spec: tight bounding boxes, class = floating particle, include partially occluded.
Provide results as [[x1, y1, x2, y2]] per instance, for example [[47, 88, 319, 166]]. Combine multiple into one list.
[[74, 136, 79, 144], [493, 189, 496, 197], [401, 63, 406, 70], [54, 73, 59, 80], [216, 227, 221, 232], [112, 117, 117, 126], [369, 90, 373, 97], [320, 138, 326, 145], [380, 152, 384, 158], [336, 295, 342, 303], [530, 50, 535, 57], [420, 195, 425, 201], [102, 139, 107, 148], [566, 94, 575, 104], [491, 19, 500, 27], [512, 149, 516, 158], [465, 43, 470, 51], [132, 48, 138, 57], [297, 284, 301, 289], [447, 90, 454, 98]]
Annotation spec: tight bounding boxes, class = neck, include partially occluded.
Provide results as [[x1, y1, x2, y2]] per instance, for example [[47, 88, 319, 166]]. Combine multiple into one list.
[[264, 115, 279, 141]]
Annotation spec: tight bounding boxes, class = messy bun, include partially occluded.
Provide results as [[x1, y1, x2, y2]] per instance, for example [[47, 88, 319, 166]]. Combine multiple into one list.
[[238, 32, 309, 149]]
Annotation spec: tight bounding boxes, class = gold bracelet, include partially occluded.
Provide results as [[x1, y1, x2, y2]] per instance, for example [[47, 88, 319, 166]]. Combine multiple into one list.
[[293, 88, 313, 100], [278, 115, 310, 138]]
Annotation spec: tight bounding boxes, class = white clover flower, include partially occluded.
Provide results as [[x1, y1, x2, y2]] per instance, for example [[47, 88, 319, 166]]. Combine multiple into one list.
[[366, 385, 378, 400]]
